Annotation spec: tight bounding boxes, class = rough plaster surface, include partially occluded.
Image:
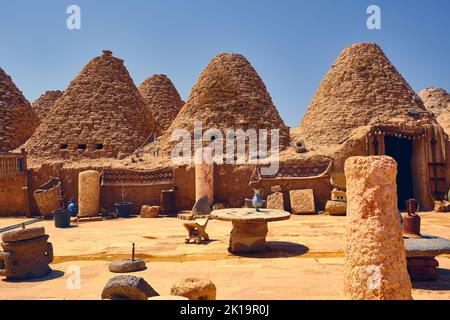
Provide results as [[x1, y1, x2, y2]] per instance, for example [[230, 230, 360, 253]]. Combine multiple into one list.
[[78, 170, 100, 217], [290, 189, 316, 215], [267, 192, 284, 210], [344, 156, 412, 300]]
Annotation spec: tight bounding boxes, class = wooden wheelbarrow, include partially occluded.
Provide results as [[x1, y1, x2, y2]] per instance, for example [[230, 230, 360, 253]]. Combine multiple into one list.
[[184, 216, 210, 244]]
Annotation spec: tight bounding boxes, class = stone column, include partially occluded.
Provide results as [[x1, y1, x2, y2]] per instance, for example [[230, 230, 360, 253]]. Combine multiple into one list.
[[344, 156, 412, 300], [78, 170, 100, 217], [229, 222, 268, 253], [195, 149, 214, 204]]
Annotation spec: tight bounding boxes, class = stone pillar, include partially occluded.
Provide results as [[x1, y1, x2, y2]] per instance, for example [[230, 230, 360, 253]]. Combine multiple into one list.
[[78, 170, 100, 217], [229, 222, 268, 253], [195, 149, 214, 204], [344, 156, 412, 300]]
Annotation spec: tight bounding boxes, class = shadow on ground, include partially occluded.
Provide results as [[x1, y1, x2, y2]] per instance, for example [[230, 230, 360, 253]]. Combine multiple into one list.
[[233, 242, 309, 258], [412, 268, 450, 291], [2, 270, 65, 283]]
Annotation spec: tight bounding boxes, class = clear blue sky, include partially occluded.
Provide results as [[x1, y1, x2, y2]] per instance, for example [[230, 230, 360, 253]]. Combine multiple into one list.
[[0, 0, 448, 127]]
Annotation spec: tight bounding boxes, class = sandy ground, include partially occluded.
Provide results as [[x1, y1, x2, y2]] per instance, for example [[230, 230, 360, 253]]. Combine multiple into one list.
[[0, 212, 449, 300]]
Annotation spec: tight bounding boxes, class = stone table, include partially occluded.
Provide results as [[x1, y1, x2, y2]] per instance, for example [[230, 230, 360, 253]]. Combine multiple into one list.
[[404, 235, 450, 281], [210, 208, 290, 254]]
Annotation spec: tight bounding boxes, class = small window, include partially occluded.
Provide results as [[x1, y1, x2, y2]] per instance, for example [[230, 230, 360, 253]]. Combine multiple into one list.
[[78, 144, 87, 150], [60, 144, 69, 150], [96, 144, 104, 150]]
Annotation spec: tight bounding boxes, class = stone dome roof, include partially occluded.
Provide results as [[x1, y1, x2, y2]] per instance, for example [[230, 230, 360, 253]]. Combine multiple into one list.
[[23, 50, 155, 159], [0, 67, 39, 153], [139, 74, 184, 135], [297, 43, 434, 147], [31, 90, 64, 121], [156, 53, 290, 155]]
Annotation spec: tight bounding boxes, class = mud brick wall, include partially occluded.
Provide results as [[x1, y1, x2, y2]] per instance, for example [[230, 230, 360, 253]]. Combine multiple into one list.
[[0, 176, 28, 216], [24, 161, 333, 217]]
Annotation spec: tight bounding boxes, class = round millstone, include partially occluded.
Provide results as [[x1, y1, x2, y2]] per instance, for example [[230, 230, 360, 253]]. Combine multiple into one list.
[[109, 259, 147, 273], [404, 235, 450, 258], [1, 227, 45, 243], [101, 275, 158, 300]]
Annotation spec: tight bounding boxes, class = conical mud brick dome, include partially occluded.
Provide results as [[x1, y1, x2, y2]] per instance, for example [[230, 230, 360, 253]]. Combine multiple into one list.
[[139, 74, 184, 135], [419, 88, 450, 134], [0, 67, 39, 152], [158, 53, 290, 154], [24, 50, 154, 158], [32, 90, 64, 121], [298, 43, 431, 146]]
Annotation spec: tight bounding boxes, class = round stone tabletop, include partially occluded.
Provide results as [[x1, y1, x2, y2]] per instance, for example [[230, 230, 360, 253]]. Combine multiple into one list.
[[211, 208, 291, 223], [404, 235, 450, 258]]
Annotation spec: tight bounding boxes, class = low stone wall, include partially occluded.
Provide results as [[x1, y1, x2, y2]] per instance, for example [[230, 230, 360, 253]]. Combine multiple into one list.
[[21, 161, 332, 216]]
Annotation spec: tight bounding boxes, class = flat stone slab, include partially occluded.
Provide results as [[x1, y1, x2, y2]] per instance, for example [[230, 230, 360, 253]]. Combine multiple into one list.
[[404, 235, 450, 258], [109, 259, 147, 273], [289, 189, 316, 215], [2, 227, 45, 243], [211, 208, 290, 223]]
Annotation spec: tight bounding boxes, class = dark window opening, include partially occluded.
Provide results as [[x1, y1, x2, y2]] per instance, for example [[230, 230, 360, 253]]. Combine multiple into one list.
[[96, 144, 104, 150], [60, 144, 69, 150], [78, 144, 87, 150], [384, 136, 414, 210]]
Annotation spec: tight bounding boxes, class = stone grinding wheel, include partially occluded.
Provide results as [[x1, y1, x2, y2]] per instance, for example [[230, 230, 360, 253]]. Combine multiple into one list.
[[109, 259, 147, 273], [1, 227, 45, 243], [101, 275, 159, 300]]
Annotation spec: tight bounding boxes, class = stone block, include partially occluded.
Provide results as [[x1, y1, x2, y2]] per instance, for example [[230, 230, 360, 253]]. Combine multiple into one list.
[[101, 276, 159, 300], [267, 192, 284, 211], [325, 200, 346, 216], [270, 185, 282, 193], [140, 205, 160, 218], [331, 189, 347, 201], [192, 195, 211, 216], [289, 189, 316, 215], [171, 277, 216, 300]]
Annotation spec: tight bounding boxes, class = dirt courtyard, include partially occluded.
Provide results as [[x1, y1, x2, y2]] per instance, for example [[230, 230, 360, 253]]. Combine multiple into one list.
[[0, 212, 449, 300]]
